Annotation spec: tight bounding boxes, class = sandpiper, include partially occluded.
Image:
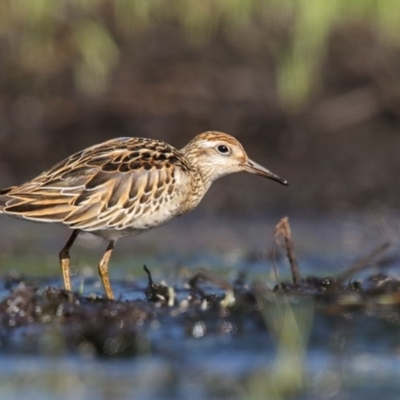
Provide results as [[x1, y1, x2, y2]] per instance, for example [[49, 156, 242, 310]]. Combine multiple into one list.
[[0, 131, 288, 299]]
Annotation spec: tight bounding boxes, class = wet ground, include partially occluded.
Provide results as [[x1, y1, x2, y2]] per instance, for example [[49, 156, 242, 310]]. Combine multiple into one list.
[[1, 215, 400, 399]]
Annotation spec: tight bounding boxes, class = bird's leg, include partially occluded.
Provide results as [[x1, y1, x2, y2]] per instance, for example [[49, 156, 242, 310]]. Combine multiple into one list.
[[98, 241, 115, 300], [59, 229, 80, 292]]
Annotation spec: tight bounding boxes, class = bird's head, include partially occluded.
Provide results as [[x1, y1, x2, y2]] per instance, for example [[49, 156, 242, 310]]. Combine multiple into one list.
[[181, 131, 288, 185]]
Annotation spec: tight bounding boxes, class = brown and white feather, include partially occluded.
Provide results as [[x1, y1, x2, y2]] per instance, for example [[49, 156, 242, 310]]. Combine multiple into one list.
[[0, 137, 202, 240]]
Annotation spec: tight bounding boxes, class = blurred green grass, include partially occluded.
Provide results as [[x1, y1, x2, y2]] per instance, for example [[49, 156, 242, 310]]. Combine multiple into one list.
[[246, 292, 313, 399], [1, 0, 399, 109]]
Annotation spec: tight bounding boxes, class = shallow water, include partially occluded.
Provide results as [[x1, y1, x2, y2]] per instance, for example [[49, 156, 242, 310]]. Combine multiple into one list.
[[0, 213, 400, 399]]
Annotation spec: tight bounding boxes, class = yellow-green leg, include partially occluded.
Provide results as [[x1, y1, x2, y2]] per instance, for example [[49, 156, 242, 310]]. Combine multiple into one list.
[[98, 241, 115, 300], [59, 229, 79, 292]]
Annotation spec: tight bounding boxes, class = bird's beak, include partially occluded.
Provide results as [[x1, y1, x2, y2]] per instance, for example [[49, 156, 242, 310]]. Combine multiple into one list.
[[243, 159, 289, 186]]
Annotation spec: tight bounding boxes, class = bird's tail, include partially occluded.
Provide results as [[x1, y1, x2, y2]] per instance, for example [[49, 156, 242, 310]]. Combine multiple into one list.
[[0, 186, 16, 212]]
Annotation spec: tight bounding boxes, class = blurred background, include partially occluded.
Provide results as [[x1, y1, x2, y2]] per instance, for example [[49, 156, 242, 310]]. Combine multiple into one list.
[[0, 0, 399, 269]]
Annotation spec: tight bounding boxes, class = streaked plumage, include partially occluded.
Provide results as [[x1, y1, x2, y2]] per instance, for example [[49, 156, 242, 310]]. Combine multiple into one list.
[[0, 131, 288, 299]]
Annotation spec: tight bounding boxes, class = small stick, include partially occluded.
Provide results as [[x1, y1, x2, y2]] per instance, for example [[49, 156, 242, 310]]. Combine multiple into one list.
[[271, 242, 280, 284], [143, 264, 154, 286], [275, 217, 301, 287], [336, 241, 390, 284]]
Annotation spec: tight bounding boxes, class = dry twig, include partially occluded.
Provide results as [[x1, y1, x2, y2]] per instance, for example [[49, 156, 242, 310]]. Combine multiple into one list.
[[275, 217, 301, 287], [336, 242, 391, 284]]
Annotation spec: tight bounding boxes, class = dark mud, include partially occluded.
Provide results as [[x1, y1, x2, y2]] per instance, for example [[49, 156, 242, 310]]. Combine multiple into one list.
[[2, 263, 400, 356], [2, 261, 400, 399]]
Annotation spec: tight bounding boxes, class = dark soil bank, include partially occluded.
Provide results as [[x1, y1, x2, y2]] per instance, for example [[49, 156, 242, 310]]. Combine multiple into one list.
[[0, 25, 399, 215]]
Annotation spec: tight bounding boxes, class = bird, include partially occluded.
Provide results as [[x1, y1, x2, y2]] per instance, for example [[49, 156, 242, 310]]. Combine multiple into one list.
[[0, 131, 288, 299]]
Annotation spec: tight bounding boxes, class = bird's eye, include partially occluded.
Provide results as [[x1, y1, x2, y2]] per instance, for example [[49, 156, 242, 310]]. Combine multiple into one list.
[[217, 144, 230, 155]]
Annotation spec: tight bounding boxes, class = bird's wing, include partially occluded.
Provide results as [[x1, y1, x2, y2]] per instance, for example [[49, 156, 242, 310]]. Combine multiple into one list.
[[0, 137, 192, 230]]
